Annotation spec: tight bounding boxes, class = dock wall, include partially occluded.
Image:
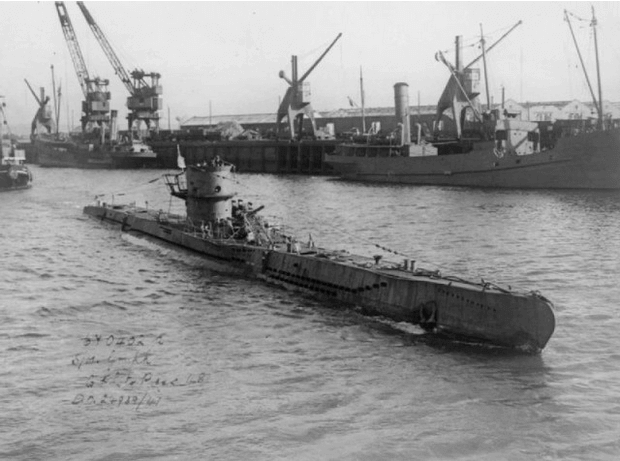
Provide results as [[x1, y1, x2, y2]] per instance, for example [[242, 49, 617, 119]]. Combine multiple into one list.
[[149, 140, 338, 174]]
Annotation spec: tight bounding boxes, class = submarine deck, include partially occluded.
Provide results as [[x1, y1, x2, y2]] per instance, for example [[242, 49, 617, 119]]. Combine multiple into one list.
[[85, 203, 555, 352], [97, 204, 513, 295]]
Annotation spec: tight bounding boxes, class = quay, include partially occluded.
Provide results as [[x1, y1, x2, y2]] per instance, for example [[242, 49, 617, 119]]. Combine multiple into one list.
[[149, 139, 338, 174]]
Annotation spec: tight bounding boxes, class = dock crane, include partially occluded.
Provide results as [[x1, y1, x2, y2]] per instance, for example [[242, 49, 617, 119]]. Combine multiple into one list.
[[434, 21, 522, 140], [55, 1, 111, 139], [276, 33, 342, 140], [24, 80, 54, 137], [76, 1, 162, 137]]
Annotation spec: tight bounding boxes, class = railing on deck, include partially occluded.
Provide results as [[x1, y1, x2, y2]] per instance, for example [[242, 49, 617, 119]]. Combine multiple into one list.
[[163, 172, 187, 199]]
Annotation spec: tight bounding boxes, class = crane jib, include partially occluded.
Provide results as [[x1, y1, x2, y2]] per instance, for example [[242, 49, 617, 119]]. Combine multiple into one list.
[[74, 1, 162, 133]]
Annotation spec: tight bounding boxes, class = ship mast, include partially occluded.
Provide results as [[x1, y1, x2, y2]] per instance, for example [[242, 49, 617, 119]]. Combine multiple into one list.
[[565, 8, 603, 130], [479, 24, 491, 112], [0, 96, 4, 144], [360, 66, 366, 133], [50, 65, 62, 135], [465, 20, 522, 70], [592, 6, 604, 129]]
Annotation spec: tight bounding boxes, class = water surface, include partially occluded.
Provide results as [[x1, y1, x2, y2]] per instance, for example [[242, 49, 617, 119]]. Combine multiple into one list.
[[1, 166, 619, 460]]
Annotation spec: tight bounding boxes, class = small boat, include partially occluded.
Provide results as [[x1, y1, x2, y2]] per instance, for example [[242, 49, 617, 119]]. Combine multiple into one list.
[[326, 14, 620, 189], [0, 101, 32, 191], [83, 159, 555, 353], [109, 138, 160, 169], [0, 144, 32, 191]]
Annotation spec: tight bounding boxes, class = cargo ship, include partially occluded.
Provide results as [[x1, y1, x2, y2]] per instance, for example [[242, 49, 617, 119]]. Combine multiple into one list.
[[83, 161, 555, 353], [32, 3, 159, 169], [27, 79, 159, 169], [325, 13, 620, 189], [324, 105, 620, 189]]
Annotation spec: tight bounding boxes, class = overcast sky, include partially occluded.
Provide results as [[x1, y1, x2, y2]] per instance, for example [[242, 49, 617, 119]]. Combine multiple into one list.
[[1, 1, 619, 133]]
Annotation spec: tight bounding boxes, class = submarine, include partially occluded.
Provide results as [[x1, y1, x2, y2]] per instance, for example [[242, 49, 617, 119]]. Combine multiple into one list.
[[83, 160, 555, 353]]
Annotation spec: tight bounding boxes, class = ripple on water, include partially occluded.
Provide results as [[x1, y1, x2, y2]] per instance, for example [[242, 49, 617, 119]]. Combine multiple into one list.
[[2, 169, 620, 459]]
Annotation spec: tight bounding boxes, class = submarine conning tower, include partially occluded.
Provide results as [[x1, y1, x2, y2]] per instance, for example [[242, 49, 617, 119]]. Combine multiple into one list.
[[185, 163, 236, 225]]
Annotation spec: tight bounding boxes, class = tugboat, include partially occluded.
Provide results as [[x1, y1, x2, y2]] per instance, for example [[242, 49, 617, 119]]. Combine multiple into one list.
[[0, 100, 32, 191], [84, 158, 555, 353]]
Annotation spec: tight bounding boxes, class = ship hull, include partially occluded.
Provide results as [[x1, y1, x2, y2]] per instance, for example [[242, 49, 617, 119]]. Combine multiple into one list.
[[0, 165, 32, 191], [110, 151, 160, 169], [84, 204, 555, 352], [325, 128, 620, 189], [35, 137, 160, 169], [35, 137, 113, 169]]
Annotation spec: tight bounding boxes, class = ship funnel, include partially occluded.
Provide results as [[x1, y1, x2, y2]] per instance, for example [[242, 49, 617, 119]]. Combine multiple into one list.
[[394, 82, 411, 146], [185, 163, 236, 225], [455, 35, 463, 71], [110, 110, 118, 142]]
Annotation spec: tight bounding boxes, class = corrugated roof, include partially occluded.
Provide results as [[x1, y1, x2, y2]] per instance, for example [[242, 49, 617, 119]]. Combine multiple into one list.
[[181, 100, 620, 128], [320, 105, 437, 117], [183, 113, 276, 126], [182, 105, 438, 127]]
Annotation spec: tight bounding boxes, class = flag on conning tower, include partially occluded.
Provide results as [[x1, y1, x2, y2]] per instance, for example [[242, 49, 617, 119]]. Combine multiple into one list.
[[176, 144, 186, 170]]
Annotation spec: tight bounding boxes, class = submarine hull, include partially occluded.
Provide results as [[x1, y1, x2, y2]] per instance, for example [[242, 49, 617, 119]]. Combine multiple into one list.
[[84, 204, 555, 353]]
